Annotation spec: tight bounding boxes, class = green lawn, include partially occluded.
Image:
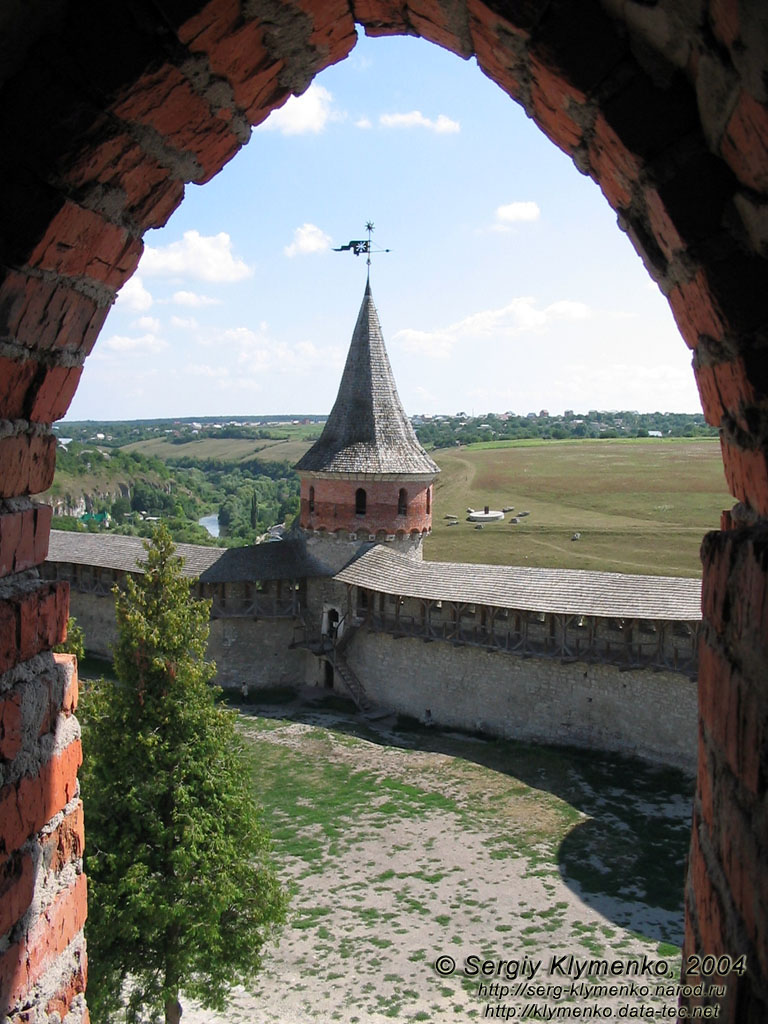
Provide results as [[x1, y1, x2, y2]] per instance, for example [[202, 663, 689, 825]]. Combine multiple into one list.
[[424, 438, 730, 577]]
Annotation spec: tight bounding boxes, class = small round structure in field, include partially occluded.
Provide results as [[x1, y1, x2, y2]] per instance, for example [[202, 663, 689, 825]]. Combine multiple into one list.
[[467, 505, 504, 523]]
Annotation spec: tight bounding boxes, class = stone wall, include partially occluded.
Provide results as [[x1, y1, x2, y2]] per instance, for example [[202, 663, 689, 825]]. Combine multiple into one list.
[[67, 588, 305, 691], [345, 629, 697, 769]]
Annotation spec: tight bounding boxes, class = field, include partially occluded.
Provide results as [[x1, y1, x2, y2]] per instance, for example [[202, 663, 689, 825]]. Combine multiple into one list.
[[424, 438, 730, 578], [120, 435, 730, 577], [124, 423, 321, 465], [181, 692, 694, 1024]]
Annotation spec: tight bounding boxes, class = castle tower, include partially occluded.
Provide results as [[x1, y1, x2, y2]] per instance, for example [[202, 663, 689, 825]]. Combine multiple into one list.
[[295, 282, 439, 557]]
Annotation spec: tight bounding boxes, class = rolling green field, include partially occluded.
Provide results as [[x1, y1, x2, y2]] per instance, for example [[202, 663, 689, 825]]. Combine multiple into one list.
[[423, 438, 730, 578], [124, 433, 318, 464], [123, 434, 730, 577]]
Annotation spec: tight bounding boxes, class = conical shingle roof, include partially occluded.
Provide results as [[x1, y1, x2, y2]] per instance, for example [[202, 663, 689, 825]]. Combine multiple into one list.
[[295, 284, 439, 476]]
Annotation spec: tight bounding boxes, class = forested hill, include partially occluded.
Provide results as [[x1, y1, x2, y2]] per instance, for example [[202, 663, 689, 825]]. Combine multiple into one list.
[[41, 440, 300, 548]]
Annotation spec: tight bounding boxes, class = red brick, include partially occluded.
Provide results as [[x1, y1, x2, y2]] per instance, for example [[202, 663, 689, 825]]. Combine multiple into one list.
[[32, 503, 52, 565], [111, 63, 241, 183], [529, 55, 586, 156], [687, 815, 726, 960], [28, 365, 83, 424], [0, 740, 82, 858], [0, 873, 87, 1011], [0, 580, 69, 676], [299, 477, 434, 536], [692, 355, 754, 431], [589, 114, 642, 211], [0, 692, 23, 762], [179, 0, 284, 118], [698, 641, 763, 796], [0, 851, 35, 937], [54, 653, 80, 715], [721, 90, 768, 193], [26, 202, 142, 290], [351, 0, 413, 37], [710, 0, 740, 50], [668, 270, 728, 350], [644, 187, 686, 262], [0, 357, 39, 420], [719, 440, 768, 515], [0, 432, 57, 499], [45, 957, 87, 1019], [19, 582, 68, 664], [300, 0, 357, 62], [0, 271, 111, 356], [0, 508, 24, 577], [42, 803, 85, 875]]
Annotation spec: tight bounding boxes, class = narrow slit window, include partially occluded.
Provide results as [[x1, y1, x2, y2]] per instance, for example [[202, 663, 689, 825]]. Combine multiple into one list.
[[309, 485, 315, 513], [426, 487, 431, 514], [355, 488, 367, 516], [398, 488, 407, 516]]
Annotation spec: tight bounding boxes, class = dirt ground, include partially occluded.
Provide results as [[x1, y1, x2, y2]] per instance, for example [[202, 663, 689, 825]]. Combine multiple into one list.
[[184, 696, 696, 1024]]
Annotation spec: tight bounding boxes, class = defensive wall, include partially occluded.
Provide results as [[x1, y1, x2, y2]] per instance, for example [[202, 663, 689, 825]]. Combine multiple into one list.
[[45, 530, 700, 770], [344, 630, 696, 768], [1, 2, 768, 1019]]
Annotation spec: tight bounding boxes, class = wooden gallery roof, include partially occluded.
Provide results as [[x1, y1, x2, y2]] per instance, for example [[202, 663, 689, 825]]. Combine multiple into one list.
[[47, 531, 329, 583], [335, 545, 703, 621]]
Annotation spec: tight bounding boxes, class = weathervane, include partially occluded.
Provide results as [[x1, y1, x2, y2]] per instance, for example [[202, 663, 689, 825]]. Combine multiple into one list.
[[333, 221, 391, 281]]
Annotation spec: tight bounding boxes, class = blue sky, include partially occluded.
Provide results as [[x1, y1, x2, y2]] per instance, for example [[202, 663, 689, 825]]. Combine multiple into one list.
[[67, 32, 703, 421]]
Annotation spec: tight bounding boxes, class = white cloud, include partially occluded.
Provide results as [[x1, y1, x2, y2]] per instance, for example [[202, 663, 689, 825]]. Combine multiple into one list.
[[256, 84, 340, 135], [186, 364, 229, 378], [379, 111, 460, 133], [394, 297, 592, 358], [493, 201, 541, 229], [170, 315, 199, 330], [140, 230, 251, 282], [284, 223, 332, 258], [172, 290, 222, 307], [102, 332, 168, 354], [355, 116, 372, 129], [135, 316, 161, 332], [116, 275, 153, 312]]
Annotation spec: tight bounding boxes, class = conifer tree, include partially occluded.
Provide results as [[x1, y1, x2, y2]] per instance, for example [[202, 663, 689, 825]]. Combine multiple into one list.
[[81, 525, 286, 1024]]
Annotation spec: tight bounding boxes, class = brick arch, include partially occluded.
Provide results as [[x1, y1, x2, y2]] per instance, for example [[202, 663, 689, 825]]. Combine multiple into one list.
[[1, 2, 767, 1020]]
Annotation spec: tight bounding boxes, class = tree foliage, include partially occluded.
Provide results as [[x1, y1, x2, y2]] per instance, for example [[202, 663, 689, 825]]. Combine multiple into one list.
[[80, 525, 286, 1023]]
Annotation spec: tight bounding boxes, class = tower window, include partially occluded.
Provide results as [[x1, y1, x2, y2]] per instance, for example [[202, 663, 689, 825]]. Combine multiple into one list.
[[309, 486, 315, 513], [398, 488, 407, 516], [426, 487, 431, 515], [355, 488, 367, 516]]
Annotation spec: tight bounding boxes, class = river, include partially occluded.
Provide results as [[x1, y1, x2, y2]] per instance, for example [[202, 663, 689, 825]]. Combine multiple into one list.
[[198, 513, 220, 538]]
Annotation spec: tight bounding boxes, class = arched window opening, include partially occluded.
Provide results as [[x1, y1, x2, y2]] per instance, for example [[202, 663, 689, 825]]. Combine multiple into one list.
[[426, 487, 431, 515], [398, 488, 407, 516], [355, 488, 367, 516], [309, 486, 315, 514]]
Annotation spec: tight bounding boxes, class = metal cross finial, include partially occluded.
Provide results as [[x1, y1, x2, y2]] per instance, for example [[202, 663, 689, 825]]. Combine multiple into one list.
[[333, 222, 391, 282]]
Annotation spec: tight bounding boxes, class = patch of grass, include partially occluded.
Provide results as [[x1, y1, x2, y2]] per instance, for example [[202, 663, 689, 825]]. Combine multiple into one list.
[[425, 438, 727, 576]]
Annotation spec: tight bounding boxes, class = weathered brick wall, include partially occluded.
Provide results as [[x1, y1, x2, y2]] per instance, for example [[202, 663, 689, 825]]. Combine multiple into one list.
[[299, 476, 433, 535], [0, 0, 766, 1019], [345, 628, 698, 769], [0, 650, 87, 1022]]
